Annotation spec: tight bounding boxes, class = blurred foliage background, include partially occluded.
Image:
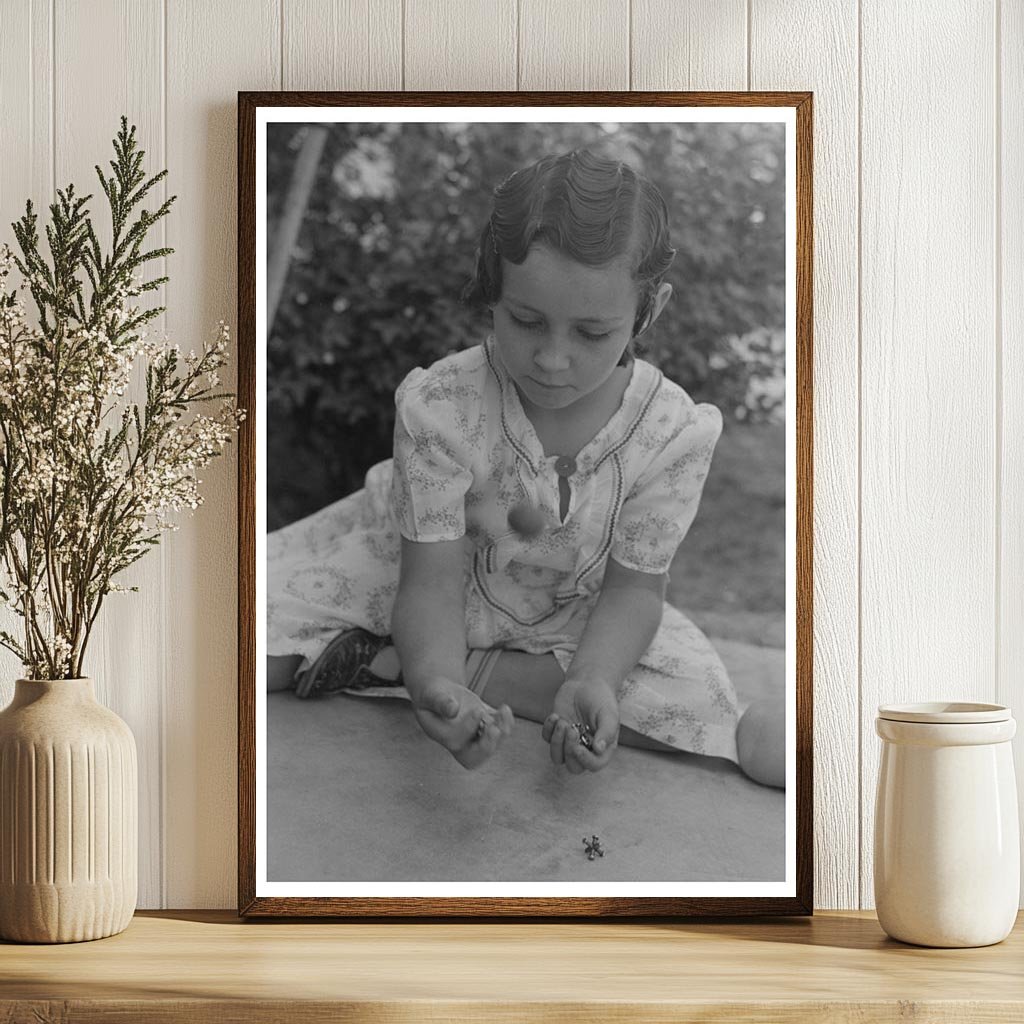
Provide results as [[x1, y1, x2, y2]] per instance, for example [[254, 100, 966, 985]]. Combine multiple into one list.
[[267, 121, 786, 638]]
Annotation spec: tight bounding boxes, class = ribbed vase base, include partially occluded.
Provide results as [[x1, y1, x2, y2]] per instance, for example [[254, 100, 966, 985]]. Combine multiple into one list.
[[0, 679, 139, 945], [0, 880, 135, 943]]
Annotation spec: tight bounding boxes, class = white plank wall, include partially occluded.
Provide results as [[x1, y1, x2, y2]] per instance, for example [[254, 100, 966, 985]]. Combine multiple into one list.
[[284, 0, 402, 90], [749, 0, 861, 913], [53, 0, 167, 910], [0, 0, 1019, 910], [162, 0, 280, 909], [633, 0, 746, 92], [859, 0, 999, 909], [519, 0, 628, 90], [1003, 0, 1024, 899], [0, 2, 52, 679], [0, 0, 51, 238], [406, 0, 516, 90]]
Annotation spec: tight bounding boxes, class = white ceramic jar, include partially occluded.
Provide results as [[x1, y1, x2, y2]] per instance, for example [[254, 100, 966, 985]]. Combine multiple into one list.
[[874, 702, 1019, 947]]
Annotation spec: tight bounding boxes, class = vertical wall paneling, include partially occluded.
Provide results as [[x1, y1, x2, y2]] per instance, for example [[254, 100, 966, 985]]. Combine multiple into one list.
[[0, 1, 54, 694], [0, 5, 31, 695], [0, 0, 51, 241], [283, 0, 402, 90], [404, 0, 516, 90], [1000, 0, 1024, 900], [52, 0, 166, 909], [519, 0, 628, 90], [750, 1, 860, 910], [631, 1, 746, 91], [164, 0, 280, 908], [860, 0, 998, 908]]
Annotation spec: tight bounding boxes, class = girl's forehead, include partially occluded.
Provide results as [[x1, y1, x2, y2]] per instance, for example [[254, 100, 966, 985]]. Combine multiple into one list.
[[501, 246, 637, 317]]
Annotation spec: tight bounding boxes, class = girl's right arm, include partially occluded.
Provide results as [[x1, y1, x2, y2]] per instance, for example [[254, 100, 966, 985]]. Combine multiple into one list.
[[391, 536, 467, 700], [391, 536, 513, 768]]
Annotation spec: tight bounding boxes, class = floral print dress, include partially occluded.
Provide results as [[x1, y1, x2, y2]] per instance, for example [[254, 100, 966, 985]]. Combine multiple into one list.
[[268, 335, 739, 762]]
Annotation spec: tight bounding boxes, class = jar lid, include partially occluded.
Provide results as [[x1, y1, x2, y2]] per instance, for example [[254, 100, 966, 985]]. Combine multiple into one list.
[[877, 702, 1011, 724]]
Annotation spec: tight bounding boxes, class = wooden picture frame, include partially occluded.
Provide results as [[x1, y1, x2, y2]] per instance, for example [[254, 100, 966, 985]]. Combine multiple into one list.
[[238, 91, 813, 917]]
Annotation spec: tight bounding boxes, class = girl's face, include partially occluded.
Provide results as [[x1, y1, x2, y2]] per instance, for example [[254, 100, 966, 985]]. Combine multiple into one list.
[[491, 243, 670, 416]]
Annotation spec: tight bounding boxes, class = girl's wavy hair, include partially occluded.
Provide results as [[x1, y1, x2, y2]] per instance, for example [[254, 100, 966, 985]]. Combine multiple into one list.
[[461, 148, 676, 341]]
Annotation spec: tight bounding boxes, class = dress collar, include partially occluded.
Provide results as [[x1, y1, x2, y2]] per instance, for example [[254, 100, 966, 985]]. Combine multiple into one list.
[[482, 333, 662, 477]]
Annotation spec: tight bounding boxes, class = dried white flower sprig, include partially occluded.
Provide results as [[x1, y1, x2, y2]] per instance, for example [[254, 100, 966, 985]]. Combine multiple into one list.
[[0, 117, 244, 680]]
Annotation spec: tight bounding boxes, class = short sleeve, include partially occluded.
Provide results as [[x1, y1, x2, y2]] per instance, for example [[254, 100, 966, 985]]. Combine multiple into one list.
[[390, 365, 475, 542], [611, 399, 723, 575]]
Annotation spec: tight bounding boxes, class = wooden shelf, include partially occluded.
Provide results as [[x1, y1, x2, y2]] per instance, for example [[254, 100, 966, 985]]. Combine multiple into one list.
[[2, 910, 1022, 1021]]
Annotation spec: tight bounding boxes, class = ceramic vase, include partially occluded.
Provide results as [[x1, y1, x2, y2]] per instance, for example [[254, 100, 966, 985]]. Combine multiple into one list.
[[874, 702, 1019, 948], [0, 678, 137, 943]]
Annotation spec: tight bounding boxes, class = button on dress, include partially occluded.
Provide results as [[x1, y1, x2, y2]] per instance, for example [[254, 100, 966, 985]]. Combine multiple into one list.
[[268, 336, 739, 762]]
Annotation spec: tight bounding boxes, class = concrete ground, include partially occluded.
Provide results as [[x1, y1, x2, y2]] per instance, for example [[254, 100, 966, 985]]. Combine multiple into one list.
[[267, 638, 785, 883]]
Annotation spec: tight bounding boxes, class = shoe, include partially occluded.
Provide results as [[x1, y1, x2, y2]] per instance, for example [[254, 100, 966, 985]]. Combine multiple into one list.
[[294, 628, 397, 699]]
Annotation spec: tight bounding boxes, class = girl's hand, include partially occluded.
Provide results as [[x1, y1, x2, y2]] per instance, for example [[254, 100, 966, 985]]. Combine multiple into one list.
[[411, 676, 514, 770], [542, 677, 619, 774]]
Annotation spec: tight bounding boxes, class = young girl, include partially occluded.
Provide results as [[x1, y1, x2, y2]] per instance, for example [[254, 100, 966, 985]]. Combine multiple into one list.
[[268, 148, 784, 785]]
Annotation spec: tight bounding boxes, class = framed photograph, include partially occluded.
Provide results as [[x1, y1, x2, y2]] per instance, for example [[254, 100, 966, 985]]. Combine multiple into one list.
[[238, 91, 812, 917]]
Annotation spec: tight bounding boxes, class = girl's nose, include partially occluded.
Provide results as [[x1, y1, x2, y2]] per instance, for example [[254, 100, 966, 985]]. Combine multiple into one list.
[[534, 335, 571, 373]]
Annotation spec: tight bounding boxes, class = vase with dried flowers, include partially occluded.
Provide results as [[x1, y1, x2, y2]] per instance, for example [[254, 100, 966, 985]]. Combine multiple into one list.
[[0, 117, 243, 942]]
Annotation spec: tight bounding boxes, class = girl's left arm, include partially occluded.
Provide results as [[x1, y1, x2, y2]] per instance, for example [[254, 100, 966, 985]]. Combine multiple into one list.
[[543, 558, 666, 771], [546, 393, 723, 770], [568, 556, 667, 688]]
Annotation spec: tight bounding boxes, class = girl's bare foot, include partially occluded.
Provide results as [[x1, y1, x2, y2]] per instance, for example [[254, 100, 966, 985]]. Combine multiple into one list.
[[268, 654, 303, 692], [737, 698, 785, 788]]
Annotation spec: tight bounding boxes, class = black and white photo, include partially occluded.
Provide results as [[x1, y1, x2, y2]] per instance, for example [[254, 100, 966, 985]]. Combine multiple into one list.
[[238, 94, 812, 916]]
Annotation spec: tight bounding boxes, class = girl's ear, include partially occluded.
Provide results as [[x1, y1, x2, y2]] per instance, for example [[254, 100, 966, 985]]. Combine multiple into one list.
[[639, 282, 673, 334]]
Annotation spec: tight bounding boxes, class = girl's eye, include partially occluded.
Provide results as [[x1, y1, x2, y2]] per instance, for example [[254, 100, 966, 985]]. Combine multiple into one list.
[[509, 312, 610, 342], [509, 313, 542, 331]]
